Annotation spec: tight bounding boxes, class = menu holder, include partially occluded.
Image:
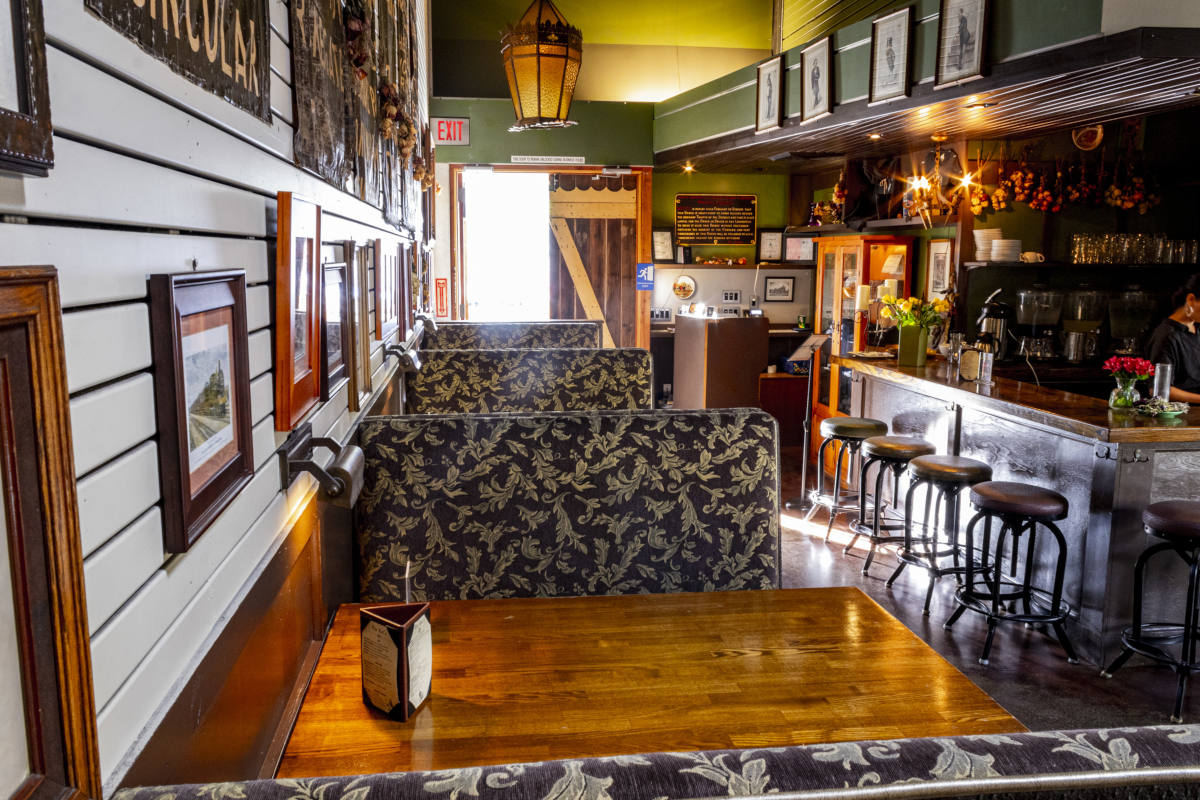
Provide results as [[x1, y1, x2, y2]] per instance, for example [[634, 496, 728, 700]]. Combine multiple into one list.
[[360, 603, 432, 721]]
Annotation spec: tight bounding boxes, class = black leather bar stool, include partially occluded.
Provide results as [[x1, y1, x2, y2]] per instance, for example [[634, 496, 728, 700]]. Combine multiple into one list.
[[846, 435, 937, 575], [944, 481, 1078, 666], [887, 454, 992, 615], [1102, 500, 1200, 722], [805, 417, 888, 539]]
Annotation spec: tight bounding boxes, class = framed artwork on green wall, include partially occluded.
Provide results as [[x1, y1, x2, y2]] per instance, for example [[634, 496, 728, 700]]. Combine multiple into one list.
[[801, 37, 832, 122], [870, 7, 912, 104], [755, 56, 784, 133], [936, 0, 988, 88]]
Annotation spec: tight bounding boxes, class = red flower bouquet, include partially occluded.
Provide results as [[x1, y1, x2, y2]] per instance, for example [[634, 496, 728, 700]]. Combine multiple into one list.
[[1103, 357, 1154, 409]]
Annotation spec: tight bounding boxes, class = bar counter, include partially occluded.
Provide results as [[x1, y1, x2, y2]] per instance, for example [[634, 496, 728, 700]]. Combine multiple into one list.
[[831, 354, 1200, 665]]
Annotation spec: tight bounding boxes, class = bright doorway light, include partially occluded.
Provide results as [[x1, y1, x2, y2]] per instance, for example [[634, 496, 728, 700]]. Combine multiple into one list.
[[462, 169, 550, 320]]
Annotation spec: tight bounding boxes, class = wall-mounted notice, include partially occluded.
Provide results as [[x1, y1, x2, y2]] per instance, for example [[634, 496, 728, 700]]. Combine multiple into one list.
[[674, 194, 757, 246], [86, 0, 271, 121], [511, 155, 586, 165], [290, 0, 349, 185]]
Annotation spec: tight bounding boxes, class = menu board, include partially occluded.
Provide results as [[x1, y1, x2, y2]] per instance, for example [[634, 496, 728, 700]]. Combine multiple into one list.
[[674, 194, 757, 245]]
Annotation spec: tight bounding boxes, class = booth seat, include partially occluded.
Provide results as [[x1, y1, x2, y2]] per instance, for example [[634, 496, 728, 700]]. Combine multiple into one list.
[[404, 347, 653, 414], [421, 320, 601, 350], [355, 408, 781, 602], [115, 724, 1200, 799]]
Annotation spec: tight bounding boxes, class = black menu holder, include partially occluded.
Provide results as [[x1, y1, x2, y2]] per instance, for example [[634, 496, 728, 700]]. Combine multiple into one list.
[[360, 603, 432, 721]]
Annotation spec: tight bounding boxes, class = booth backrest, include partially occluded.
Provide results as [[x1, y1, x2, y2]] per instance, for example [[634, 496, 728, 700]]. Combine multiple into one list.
[[405, 348, 653, 414], [355, 408, 781, 602], [422, 321, 602, 350], [114, 723, 1200, 799]]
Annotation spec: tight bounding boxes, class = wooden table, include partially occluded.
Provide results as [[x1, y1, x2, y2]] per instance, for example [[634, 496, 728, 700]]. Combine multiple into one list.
[[276, 588, 1022, 778]]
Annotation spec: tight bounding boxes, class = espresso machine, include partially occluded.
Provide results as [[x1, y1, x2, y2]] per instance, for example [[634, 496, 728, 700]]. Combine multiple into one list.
[[1016, 288, 1064, 359], [976, 289, 1015, 360], [1108, 288, 1158, 354], [1061, 288, 1107, 363]]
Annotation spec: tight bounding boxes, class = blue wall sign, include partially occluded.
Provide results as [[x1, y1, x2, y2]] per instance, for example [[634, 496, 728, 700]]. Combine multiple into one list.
[[636, 263, 655, 291]]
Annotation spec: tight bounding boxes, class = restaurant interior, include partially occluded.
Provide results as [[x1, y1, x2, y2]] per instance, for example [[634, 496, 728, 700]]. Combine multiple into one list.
[[3, 0, 1200, 798]]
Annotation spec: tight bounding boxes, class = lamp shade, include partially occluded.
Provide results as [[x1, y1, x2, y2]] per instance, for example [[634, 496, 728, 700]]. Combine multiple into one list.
[[500, 0, 582, 131]]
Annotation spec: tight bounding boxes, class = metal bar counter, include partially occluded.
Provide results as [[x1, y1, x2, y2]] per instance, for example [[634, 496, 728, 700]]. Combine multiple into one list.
[[832, 354, 1200, 665]]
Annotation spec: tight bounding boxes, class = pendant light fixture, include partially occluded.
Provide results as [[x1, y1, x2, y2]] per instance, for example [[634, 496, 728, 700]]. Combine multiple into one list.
[[500, 0, 582, 131]]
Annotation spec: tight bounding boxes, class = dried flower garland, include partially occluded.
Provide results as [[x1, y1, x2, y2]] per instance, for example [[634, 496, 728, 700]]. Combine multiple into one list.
[[344, 0, 371, 80]]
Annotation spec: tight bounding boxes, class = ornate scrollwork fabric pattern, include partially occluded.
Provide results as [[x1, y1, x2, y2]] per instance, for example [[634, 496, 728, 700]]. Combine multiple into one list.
[[356, 408, 781, 602], [405, 348, 653, 414], [422, 321, 601, 350], [115, 725, 1200, 800]]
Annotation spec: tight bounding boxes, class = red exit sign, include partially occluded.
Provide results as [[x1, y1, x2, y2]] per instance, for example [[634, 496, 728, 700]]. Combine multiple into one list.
[[432, 117, 469, 146]]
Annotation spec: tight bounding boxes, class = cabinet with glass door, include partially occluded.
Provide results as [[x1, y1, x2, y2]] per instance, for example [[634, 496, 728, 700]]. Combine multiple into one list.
[[810, 235, 913, 467]]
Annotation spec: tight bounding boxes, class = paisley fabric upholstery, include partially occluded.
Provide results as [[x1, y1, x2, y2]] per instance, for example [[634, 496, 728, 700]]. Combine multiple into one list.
[[422, 321, 601, 350], [405, 348, 653, 414], [355, 409, 780, 602], [114, 724, 1200, 800]]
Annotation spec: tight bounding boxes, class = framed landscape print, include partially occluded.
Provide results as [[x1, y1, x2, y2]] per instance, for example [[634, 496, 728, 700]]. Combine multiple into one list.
[[870, 7, 912, 104], [652, 228, 675, 263], [801, 37, 832, 122], [926, 238, 954, 300], [374, 238, 400, 342], [936, 0, 987, 88], [346, 240, 374, 412], [276, 192, 323, 430], [764, 275, 796, 302], [321, 260, 351, 401], [0, 0, 53, 175], [755, 56, 784, 133], [148, 270, 254, 553], [757, 228, 784, 263]]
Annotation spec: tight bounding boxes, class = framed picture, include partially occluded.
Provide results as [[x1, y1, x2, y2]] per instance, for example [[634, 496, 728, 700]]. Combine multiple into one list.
[[321, 260, 350, 401], [927, 238, 954, 299], [755, 56, 784, 133], [757, 228, 784, 263], [275, 192, 322, 430], [783, 234, 816, 263], [801, 37, 833, 122], [870, 7, 912, 104], [653, 228, 675, 263], [149, 270, 254, 553], [346, 240, 374, 412], [375, 238, 400, 342], [764, 276, 796, 302], [0, 0, 52, 175], [936, 0, 988, 88]]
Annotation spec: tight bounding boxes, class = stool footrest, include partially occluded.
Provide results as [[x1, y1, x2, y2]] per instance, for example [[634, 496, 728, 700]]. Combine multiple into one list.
[[954, 584, 1072, 625], [1119, 624, 1200, 672]]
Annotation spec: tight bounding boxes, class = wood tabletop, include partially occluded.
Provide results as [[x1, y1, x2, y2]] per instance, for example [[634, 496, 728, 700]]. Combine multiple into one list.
[[276, 588, 1022, 778], [834, 354, 1200, 443]]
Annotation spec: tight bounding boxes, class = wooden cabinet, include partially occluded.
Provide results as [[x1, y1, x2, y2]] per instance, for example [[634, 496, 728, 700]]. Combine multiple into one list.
[[673, 316, 770, 409], [811, 235, 913, 468], [758, 373, 808, 447]]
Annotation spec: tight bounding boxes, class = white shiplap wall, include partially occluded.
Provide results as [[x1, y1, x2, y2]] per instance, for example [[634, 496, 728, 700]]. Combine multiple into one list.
[[0, 0, 428, 790]]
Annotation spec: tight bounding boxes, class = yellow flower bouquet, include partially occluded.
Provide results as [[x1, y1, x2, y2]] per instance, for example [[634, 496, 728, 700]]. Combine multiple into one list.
[[879, 295, 951, 329]]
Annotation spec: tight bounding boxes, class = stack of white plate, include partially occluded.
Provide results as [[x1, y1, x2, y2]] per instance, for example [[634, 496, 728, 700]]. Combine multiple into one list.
[[973, 229, 1002, 261], [991, 239, 1022, 262]]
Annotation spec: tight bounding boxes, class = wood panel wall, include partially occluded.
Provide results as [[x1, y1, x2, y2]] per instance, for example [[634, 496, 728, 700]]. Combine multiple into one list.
[[780, 0, 897, 52], [0, 0, 430, 791], [549, 217, 638, 347]]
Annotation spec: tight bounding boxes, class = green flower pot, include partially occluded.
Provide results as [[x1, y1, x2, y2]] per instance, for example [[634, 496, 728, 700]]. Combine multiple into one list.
[[897, 325, 930, 367]]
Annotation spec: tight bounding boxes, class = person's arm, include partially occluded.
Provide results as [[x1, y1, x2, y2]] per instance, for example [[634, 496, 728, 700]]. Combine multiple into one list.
[[1170, 386, 1200, 403]]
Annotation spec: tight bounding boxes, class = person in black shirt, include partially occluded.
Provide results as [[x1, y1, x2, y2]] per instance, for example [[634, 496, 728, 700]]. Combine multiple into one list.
[[1147, 273, 1200, 403]]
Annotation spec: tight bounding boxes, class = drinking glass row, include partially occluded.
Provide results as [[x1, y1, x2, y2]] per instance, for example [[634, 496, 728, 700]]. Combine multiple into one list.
[[1071, 234, 1199, 265]]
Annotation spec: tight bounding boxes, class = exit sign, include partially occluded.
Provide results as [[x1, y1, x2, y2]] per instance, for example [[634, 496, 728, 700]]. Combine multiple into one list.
[[432, 117, 469, 146]]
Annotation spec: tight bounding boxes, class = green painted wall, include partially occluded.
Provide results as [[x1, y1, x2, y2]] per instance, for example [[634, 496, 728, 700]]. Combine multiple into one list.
[[653, 172, 790, 263], [653, 0, 1104, 153], [431, 98, 655, 165]]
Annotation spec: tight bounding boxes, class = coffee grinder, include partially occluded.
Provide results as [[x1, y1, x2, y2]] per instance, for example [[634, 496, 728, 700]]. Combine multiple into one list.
[[1062, 289, 1107, 363], [976, 289, 1015, 360], [1016, 288, 1064, 359]]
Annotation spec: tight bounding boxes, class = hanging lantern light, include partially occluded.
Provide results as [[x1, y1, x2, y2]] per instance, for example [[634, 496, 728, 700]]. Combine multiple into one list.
[[500, 0, 582, 131]]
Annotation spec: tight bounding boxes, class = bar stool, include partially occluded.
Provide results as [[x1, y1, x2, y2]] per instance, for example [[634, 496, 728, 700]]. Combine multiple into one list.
[[846, 435, 937, 575], [805, 417, 888, 539], [1102, 500, 1200, 722], [886, 455, 992, 615], [944, 481, 1078, 666]]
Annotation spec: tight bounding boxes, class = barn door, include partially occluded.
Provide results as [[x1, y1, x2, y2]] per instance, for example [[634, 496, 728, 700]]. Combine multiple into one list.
[[548, 174, 638, 348]]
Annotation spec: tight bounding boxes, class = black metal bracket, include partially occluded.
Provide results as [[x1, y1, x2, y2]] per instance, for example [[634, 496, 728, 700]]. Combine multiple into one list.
[[282, 422, 349, 499], [415, 311, 438, 333]]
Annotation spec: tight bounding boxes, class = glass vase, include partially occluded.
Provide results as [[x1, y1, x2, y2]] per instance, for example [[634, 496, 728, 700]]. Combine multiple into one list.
[[1108, 377, 1140, 410], [897, 325, 929, 367]]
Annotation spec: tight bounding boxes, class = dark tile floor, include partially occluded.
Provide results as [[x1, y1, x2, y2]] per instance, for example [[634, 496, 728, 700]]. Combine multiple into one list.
[[778, 447, 1192, 732]]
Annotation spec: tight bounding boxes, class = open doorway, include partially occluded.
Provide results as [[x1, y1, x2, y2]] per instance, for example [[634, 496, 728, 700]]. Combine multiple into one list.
[[460, 169, 550, 320]]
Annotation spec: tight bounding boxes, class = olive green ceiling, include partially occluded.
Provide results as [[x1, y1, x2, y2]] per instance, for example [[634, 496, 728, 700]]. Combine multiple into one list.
[[432, 0, 774, 50]]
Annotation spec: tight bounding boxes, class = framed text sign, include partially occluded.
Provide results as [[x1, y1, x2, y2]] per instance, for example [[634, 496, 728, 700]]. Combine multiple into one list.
[[674, 194, 757, 246], [0, 0, 53, 175], [85, 0, 271, 121], [290, 0, 349, 185]]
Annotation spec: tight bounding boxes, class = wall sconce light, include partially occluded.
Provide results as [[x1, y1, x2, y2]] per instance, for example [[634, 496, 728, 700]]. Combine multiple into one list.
[[500, 0, 582, 132]]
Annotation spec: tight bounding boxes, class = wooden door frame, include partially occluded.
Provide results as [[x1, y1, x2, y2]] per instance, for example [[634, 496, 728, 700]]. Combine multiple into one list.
[[447, 164, 651, 349]]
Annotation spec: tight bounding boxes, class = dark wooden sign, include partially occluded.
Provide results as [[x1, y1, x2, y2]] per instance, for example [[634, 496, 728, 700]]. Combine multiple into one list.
[[290, 0, 349, 185], [674, 194, 758, 246], [85, 0, 271, 121]]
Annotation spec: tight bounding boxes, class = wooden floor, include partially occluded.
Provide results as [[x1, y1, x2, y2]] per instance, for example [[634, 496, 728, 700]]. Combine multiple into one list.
[[277, 589, 1021, 778]]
